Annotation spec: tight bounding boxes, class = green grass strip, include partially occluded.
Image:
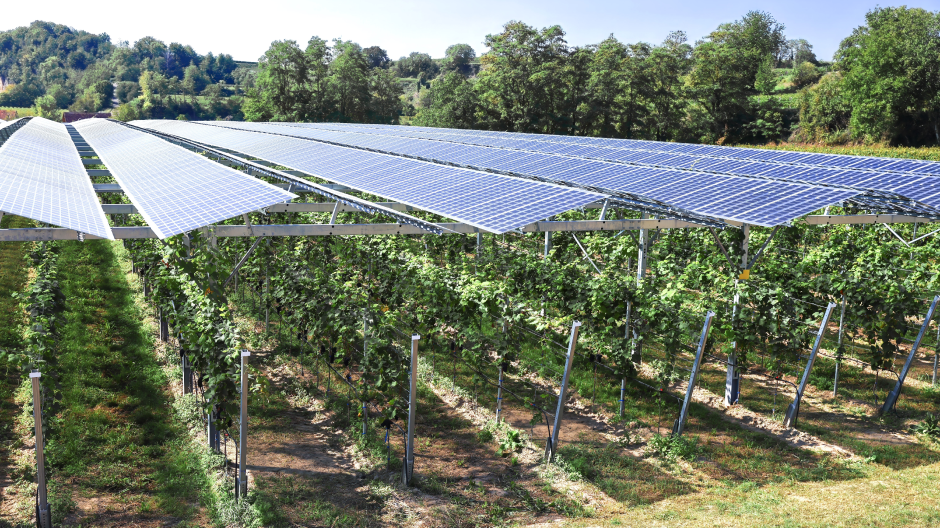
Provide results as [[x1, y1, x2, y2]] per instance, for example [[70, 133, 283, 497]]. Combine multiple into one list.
[[45, 240, 211, 525]]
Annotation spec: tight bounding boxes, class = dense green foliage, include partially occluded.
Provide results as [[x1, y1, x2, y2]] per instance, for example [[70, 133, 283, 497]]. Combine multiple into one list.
[[0, 20, 243, 119]]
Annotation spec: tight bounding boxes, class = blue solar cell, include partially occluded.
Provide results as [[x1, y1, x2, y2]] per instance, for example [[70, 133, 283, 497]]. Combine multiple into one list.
[[75, 120, 301, 239], [219, 121, 867, 226], [133, 120, 604, 234], [0, 117, 112, 238]]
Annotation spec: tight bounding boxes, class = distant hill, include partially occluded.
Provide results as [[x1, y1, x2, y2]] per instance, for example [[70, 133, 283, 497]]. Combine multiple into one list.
[[0, 20, 243, 111]]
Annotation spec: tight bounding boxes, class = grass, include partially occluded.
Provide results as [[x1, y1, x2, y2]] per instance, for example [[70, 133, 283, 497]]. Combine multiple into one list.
[[750, 93, 800, 109], [43, 239, 211, 524], [569, 459, 940, 527], [0, 215, 33, 528], [745, 143, 940, 161]]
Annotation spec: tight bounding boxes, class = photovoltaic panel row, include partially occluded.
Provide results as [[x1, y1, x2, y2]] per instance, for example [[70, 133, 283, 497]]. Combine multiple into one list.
[[73, 119, 298, 239], [0, 117, 112, 238], [209, 121, 859, 227], [313, 122, 940, 178], [286, 122, 940, 209], [130, 120, 606, 234]]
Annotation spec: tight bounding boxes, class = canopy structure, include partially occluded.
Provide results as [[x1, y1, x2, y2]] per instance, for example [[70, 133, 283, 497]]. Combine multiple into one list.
[[0, 116, 937, 242]]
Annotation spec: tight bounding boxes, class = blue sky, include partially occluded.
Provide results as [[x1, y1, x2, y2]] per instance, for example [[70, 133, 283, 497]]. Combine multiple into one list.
[[7, 0, 940, 62]]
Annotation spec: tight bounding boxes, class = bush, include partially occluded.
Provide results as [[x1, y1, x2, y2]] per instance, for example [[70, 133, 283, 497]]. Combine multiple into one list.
[[792, 72, 852, 143], [645, 433, 701, 462], [792, 61, 822, 89], [912, 414, 940, 438]]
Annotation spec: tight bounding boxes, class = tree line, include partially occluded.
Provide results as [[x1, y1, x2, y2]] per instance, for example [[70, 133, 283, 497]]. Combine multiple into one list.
[[0, 21, 243, 119], [2, 7, 939, 145], [246, 6, 940, 146]]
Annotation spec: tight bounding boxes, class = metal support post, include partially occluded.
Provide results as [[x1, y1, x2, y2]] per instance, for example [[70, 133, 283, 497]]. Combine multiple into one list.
[[476, 232, 482, 255], [834, 291, 847, 397], [159, 308, 169, 342], [933, 324, 939, 386], [726, 224, 749, 406], [496, 366, 504, 422], [237, 350, 250, 498], [403, 334, 419, 485], [619, 378, 627, 417], [881, 295, 940, 414], [633, 216, 648, 364], [546, 321, 581, 462], [208, 403, 220, 452], [181, 350, 193, 394], [31, 372, 52, 528], [362, 401, 368, 438], [784, 302, 837, 428], [264, 259, 270, 334], [673, 312, 715, 436]]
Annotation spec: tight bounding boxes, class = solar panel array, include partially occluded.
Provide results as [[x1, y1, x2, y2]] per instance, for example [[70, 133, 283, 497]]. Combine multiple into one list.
[[73, 119, 298, 239], [206, 121, 860, 227], [287, 122, 940, 210], [0, 117, 113, 238], [131, 120, 607, 234], [309, 121, 940, 178]]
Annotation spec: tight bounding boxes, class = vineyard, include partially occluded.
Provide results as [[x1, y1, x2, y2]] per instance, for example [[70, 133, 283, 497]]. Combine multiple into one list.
[[1, 118, 940, 526], [28, 200, 940, 525]]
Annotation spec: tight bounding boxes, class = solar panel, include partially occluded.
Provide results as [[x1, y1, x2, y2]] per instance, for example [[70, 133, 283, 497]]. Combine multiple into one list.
[[207, 121, 859, 227], [73, 119, 298, 239], [282, 122, 940, 210], [130, 120, 606, 234], [0, 117, 113, 239]]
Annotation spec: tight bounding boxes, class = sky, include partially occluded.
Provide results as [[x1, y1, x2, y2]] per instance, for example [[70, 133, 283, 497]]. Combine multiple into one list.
[[5, 0, 940, 62]]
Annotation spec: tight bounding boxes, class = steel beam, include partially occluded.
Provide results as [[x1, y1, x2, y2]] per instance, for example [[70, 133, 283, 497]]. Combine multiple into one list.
[[0, 218, 709, 241], [805, 214, 936, 225]]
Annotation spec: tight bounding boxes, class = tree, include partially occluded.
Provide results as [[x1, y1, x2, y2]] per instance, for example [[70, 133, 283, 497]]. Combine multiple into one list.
[[791, 61, 821, 89], [113, 102, 139, 122], [364, 46, 390, 69], [0, 79, 43, 107], [413, 71, 479, 128], [793, 72, 851, 142], [688, 11, 786, 142], [645, 31, 692, 140], [330, 39, 371, 121], [300, 37, 333, 121], [368, 67, 402, 123], [69, 86, 104, 112], [755, 53, 776, 94], [254, 40, 309, 120], [395, 52, 439, 78], [33, 94, 58, 119], [183, 64, 210, 95], [442, 44, 475, 75], [475, 21, 570, 133], [836, 6, 940, 143], [581, 36, 631, 138]]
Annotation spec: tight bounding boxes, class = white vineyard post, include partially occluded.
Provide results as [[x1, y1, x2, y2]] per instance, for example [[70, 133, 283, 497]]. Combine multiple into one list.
[[674, 311, 715, 436], [403, 334, 419, 485], [237, 350, 250, 498], [784, 302, 837, 428], [546, 321, 581, 462], [31, 371, 52, 528], [882, 295, 940, 414]]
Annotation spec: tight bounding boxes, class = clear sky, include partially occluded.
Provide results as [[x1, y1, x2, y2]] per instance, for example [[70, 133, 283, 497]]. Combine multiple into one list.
[[6, 0, 940, 62]]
